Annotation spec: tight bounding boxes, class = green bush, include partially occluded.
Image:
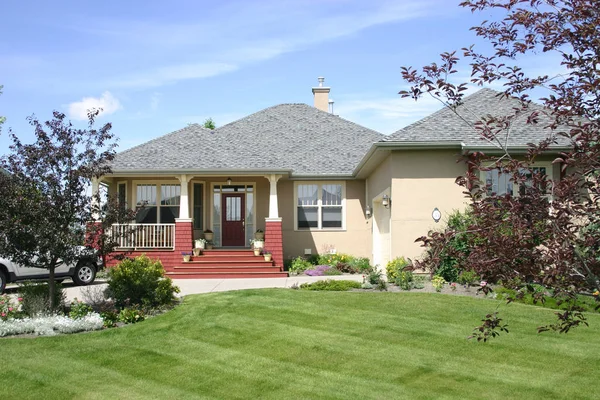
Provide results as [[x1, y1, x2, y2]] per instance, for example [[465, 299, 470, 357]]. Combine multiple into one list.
[[299, 280, 362, 291], [386, 257, 410, 282], [457, 270, 479, 286], [434, 210, 479, 282], [69, 299, 94, 319], [108, 255, 180, 308], [118, 307, 146, 324], [289, 257, 313, 274], [19, 281, 66, 316], [349, 257, 373, 273], [367, 269, 383, 285], [395, 271, 414, 290]]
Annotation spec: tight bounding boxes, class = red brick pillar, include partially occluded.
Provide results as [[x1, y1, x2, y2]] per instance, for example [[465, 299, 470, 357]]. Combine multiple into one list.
[[265, 218, 283, 269], [175, 218, 193, 255]]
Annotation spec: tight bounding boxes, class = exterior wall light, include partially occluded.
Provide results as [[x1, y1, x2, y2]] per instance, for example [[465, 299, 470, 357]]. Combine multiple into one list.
[[432, 207, 441, 223], [365, 205, 372, 218], [382, 194, 391, 208], [226, 177, 232, 185]]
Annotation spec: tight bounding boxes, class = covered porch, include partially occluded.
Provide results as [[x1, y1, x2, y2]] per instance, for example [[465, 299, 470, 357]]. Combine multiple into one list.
[[94, 173, 286, 269]]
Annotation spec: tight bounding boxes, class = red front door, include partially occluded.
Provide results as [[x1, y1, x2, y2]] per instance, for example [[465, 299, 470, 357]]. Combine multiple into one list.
[[221, 193, 245, 246]]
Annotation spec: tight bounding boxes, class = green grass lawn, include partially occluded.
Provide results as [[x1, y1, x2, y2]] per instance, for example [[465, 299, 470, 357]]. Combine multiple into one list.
[[2, 290, 600, 399]]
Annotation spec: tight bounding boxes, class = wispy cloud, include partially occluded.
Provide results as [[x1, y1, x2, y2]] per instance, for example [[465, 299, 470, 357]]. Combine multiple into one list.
[[150, 92, 161, 111], [67, 91, 122, 120]]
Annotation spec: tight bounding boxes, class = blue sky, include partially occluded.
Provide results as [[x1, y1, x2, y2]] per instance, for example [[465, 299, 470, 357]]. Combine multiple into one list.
[[0, 0, 556, 153]]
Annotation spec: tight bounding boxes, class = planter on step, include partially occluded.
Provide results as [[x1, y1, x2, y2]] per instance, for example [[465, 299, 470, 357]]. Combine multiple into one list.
[[203, 230, 214, 241], [182, 254, 192, 262], [193, 248, 202, 256], [254, 230, 264, 240], [263, 253, 272, 262], [253, 248, 261, 256]]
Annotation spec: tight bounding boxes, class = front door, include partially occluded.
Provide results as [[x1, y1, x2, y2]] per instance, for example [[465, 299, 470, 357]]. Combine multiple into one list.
[[221, 193, 245, 246]]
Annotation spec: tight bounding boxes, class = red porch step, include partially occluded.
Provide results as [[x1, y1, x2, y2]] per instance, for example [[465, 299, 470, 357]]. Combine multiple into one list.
[[165, 248, 288, 279]]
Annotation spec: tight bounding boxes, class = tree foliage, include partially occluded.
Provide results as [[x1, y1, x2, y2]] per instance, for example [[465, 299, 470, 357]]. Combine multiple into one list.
[[203, 118, 216, 130], [0, 110, 117, 308], [401, 0, 600, 334]]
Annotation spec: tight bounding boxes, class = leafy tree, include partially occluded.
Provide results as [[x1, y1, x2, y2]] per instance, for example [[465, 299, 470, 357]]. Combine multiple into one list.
[[203, 118, 216, 130], [0, 110, 116, 308], [402, 0, 600, 335]]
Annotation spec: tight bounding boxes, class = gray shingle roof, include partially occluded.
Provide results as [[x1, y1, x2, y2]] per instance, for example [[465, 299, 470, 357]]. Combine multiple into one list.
[[384, 88, 571, 147], [111, 104, 384, 176]]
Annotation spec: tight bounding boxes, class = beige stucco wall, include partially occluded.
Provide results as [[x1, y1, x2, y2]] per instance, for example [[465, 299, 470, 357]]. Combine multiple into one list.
[[389, 150, 469, 260], [278, 179, 371, 260]]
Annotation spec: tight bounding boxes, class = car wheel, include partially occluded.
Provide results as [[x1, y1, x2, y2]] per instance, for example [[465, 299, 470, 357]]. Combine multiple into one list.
[[73, 261, 96, 286], [0, 269, 6, 294]]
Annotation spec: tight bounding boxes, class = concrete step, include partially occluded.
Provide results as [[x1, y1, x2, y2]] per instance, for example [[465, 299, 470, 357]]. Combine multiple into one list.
[[172, 265, 283, 273]]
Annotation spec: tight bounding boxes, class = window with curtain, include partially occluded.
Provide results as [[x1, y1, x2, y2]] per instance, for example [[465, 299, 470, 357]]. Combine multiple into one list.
[[135, 183, 181, 223]]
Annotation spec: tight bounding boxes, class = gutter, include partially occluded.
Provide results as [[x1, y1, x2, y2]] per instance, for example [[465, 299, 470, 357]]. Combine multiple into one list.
[[107, 168, 293, 177]]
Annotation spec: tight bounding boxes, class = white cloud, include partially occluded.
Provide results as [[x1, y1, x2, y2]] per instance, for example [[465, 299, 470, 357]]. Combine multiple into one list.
[[68, 91, 122, 120], [150, 92, 161, 111]]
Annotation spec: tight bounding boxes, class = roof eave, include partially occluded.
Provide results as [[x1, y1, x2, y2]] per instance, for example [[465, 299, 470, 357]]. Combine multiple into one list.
[[107, 168, 293, 177]]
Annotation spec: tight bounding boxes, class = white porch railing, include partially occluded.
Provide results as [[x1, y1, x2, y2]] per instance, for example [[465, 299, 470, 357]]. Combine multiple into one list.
[[110, 223, 176, 250]]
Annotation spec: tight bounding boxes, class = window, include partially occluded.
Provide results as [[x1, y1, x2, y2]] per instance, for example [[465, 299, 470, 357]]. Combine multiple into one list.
[[135, 183, 180, 223], [117, 182, 127, 210], [296, 183, 344, 230], [484, 166, 549, 197], [193, 183, 203, 230]]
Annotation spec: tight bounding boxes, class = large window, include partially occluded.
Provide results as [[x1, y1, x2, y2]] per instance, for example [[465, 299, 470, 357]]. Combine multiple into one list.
[[135, 183, 180, 223], [296, 182, 344, 230], [484, 166, 548, 197]]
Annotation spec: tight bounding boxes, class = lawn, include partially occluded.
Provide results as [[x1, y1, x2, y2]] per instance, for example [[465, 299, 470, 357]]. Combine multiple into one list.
[[2, 290, 599, 399]]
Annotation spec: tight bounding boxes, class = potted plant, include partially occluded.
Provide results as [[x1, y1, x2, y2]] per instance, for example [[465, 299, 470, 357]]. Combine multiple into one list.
[[263, 249, 272, 262], [205, 240, 214, 250], [250, 238, 264, 249], [254, 229, 264, 240], [193, 247, 202, 256], [203, 230, 214, 241], [253, 247, 261, 256], [195, 238, 207, 249], [181, 251, 192, 262]]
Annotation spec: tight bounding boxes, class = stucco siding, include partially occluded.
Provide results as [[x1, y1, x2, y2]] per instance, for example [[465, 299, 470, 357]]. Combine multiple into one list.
[[390, 150, 468, 260], [278, 179, 371, 260]]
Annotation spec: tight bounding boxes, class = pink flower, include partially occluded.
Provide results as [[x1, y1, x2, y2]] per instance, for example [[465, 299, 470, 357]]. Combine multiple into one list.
[[8, 307, 12, 312], [1, 313, 5, 317], [480, 281, 487, 287], [17, 298, 22, 302]]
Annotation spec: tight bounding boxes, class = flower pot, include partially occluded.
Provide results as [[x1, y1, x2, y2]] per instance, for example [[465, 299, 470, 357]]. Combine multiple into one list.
[[206, 244, 213, 250], [254, 232, 265, 240], [193, 248, 202, 256], [253, 248, 261, 256], [183, 255, 191, 262], [204, 232, 214, 241], [264, 254, 272, 262]]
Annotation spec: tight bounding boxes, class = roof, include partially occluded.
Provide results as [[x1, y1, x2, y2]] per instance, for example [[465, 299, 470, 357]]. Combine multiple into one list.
[[384, 88, 571, 148], [110, 104, 384, 176]]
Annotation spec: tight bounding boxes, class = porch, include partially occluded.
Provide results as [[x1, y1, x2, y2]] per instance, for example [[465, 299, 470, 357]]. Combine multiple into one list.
[[95, 174, 285, 274]]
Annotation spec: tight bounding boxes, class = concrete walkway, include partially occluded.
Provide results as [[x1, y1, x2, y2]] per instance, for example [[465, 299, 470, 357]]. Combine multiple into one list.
[[52, 275, 365, 302]]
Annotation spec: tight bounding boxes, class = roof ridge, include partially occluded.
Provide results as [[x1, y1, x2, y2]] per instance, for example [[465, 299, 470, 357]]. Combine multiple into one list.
[[115, 123, 212, 156]]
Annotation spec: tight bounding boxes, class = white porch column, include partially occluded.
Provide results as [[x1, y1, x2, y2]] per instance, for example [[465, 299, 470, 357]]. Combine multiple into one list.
[[91, 177, 100, 221], [177, 174, 192, 220], [266, 174, 282, 219]]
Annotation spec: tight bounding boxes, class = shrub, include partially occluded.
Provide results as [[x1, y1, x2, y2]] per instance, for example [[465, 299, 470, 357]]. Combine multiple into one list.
[[118, 307, 145, 324], [395, 271, 414, 290], [432, 275, 446, 292], [386, 257, 410, 282], [413, 275, 426, 289], [0, 314, 103, 337], [289, 257, 313, 275], [334, 262, 360, 274], [69, 299, 93, 319], [376, 279, 389, 291], [457, 270, 479, 286], [367, 269, 383, 285], [19, 281, 66, 317], [108, 255, 180, 308], [100, 310, 119, 328], [349, 257, 373, 273], [299, 280, 362, 291]]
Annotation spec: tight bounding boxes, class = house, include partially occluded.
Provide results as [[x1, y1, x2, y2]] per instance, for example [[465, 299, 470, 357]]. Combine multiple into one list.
[[96, 80, 570, 277]]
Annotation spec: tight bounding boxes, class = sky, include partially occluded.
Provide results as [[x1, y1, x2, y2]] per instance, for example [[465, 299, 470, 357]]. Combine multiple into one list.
[[0, 0, 558, 154]]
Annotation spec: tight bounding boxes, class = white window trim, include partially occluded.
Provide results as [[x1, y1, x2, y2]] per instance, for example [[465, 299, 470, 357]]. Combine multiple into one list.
[[479, 162, 553, 198], [294, 181, 346, 231], [133, 180, 181, 224]]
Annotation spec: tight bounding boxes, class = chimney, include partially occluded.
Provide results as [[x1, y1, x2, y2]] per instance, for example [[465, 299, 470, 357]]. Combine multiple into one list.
[[312, 76, 330, 112]]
